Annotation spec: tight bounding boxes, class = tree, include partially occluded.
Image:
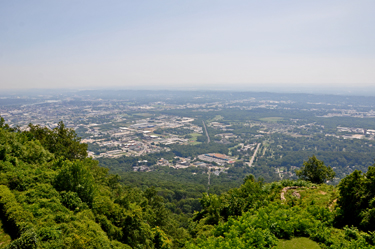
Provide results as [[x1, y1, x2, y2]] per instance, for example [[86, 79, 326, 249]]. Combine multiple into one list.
[[27, 121, 87, 160], [54, 159, 97, 206], [0, 116, 5, 128], [296, 155, 335, 184], [336, 169, 365, 228], [336, 165, 375, 230], [234, 161, 244, 168], [0, 116, 19, 132]]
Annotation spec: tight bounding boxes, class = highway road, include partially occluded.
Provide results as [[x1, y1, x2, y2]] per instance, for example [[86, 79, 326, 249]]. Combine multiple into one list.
[[248, 143, 261, 167], [202, 121, 210, 143]]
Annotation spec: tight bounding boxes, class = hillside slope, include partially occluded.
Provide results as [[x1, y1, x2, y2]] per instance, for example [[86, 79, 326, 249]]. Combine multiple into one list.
[[0, 122, 182, 249], [1, 119, 375, 249], [187, 179, 375, 248]]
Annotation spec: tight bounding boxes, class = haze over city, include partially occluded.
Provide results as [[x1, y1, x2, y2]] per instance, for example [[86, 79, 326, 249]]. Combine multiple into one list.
[[3, 2, 375, 248], [1, 0, 374, 94]]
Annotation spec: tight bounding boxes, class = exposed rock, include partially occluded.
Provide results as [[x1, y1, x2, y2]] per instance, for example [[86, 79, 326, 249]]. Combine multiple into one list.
[[292, 191, 301, 199], [280, 186, 299, 201]]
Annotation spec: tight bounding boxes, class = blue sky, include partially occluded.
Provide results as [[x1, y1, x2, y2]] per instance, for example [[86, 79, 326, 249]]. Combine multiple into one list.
[[0, 0, 374, 93]]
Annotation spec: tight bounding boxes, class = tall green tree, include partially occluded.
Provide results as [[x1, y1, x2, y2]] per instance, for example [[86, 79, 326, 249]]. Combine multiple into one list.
[[296, 155, 335, 184], [54, 159, 97, 206], [336, 165, 375, 231], [27, 121, 87, 160]]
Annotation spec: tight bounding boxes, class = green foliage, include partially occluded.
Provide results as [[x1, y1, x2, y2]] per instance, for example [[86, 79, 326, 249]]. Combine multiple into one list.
[[234, 161, 244, 168], [296, 155, 336, 184], [275, 237, 321, 249], [3, 118, 375, 248], [54, 159, 97, 206], [0, 218, 12, 248], [0, 185, 34, 239], [254, 132, 375, 179], [0, 122, 187, 248], [60, 191, 86, 211], [152, 226, 172, 249], [261, 179, 314, 194], [27, 121, 88, 160], [336, 165, 375, 231], [188, 183, 375, 249], [0, 128, 53, 166], [7, 228, 38, 249], [193, 176, 269, 226]]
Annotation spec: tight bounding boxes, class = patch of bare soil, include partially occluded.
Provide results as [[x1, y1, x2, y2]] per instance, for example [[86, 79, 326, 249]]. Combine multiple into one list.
[[329, 199, 337, 211]]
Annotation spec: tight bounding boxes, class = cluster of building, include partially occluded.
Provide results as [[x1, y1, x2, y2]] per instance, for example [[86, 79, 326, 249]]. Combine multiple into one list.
[[198, 153, 236, 165], [155, 156, 230, 175], [275, 166, 297, 179], [321, 109, 375, 118], [209, 122, 232, 131], [81, 115, 203, 158], [338, 126, 375, 135]]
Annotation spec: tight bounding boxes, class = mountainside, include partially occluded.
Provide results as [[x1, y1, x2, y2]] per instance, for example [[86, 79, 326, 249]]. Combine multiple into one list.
[[0, 121, 179, 248], [184, 171, 375, 248], [1, 120, 375, 248]]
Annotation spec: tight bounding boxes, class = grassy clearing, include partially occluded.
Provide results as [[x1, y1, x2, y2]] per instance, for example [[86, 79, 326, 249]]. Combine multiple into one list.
[[188, 133, 202, 145], [259, 117, 284, 122], [0, 219, 11, 248], [228, 144, 242, 156], [189, 133, 202, 139], [191, 142, 202, 145], [208, 115, 224, 122], [275, 237, 321, 249], [284, 184, 338, 209]]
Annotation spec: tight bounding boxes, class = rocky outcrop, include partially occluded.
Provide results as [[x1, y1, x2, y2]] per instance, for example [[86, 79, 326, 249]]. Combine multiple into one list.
[[280, 186, 300, 201], [292, 191, 301, 199]]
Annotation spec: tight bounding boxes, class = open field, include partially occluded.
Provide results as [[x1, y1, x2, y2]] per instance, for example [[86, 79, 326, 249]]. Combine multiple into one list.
[[209, 115, 224, 122], [189, 132, 202, 145]]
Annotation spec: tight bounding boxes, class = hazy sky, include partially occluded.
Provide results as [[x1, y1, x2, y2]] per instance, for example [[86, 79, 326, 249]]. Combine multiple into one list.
[[1, 0, 374, 93]]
